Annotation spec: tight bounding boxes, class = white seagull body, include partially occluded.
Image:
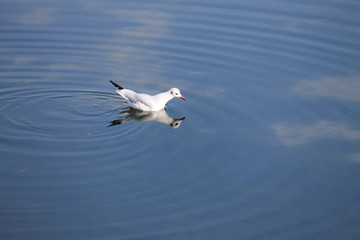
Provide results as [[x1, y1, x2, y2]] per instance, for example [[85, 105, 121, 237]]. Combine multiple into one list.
[[110, 80, 186, 111]]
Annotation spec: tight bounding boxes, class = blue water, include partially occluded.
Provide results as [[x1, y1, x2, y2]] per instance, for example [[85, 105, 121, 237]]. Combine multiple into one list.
[[1, 0, 360, 239]]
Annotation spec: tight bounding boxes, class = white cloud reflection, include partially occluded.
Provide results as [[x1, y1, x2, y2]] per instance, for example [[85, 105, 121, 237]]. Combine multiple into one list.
[[18, 8, 56, 25], [347, 153, 360, 163], [295, 76, 360, 101], [274, 76, 360, 147], [101, 9, 174, 88], [13, 57, 35, 65], [284, 19, 325, 32], [109, 10, 170, 39], [105, 9, 170, 63], [273, 121, 360, 146]]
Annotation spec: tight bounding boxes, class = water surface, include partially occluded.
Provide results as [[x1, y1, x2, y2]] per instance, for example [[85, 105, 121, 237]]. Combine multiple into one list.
[[1, 0, 360, 239]]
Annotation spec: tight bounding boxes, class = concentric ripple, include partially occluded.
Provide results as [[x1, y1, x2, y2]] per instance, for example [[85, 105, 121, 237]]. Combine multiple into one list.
[[0, 85, 167, 157]]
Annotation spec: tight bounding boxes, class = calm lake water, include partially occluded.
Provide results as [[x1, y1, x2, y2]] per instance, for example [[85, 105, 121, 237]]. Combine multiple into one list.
[[1, 0, 360, 239]]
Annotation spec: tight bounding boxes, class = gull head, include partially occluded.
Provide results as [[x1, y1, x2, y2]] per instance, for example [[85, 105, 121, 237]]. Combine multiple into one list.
[[170, 117, 186, 128], [170, 88, 186, 101]]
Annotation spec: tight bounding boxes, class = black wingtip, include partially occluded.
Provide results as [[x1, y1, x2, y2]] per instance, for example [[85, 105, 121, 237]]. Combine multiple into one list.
[[109, 80, 124, 90], [108, 119, 123, 127]]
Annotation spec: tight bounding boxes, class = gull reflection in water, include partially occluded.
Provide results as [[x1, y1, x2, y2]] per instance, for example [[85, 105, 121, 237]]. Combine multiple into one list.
[[109, 108, 186, 128]]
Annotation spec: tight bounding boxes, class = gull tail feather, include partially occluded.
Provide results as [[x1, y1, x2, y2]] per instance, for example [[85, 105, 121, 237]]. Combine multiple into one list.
[[109, 80, 124, 90]]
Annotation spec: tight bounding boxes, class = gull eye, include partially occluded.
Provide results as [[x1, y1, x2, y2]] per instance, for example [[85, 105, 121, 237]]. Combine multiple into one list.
[[176, 93, 178, 95]]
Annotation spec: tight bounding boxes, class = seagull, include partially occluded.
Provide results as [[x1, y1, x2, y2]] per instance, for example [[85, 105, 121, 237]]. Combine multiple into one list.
[[109, 80, 186, 111], [109, 108, 186, 128]]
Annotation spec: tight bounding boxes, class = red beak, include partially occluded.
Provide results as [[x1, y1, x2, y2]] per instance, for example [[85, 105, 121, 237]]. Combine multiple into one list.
[[180, 96, 186, 101]]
